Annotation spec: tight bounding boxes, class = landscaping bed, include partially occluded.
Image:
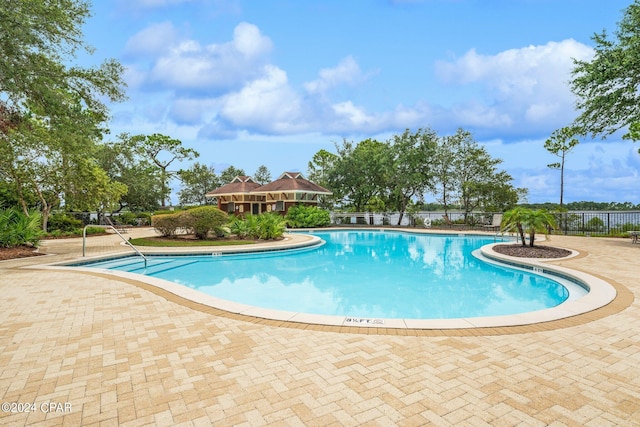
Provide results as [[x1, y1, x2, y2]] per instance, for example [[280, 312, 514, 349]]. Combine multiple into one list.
[[0, 246, 45, 261], [493, 244, 572, 259]]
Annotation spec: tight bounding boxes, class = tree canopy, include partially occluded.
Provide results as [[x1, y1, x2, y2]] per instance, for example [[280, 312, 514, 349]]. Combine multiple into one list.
[[0, 0, 127, 228], [571, 0, 640, 143], [309, 128, 522, 222]]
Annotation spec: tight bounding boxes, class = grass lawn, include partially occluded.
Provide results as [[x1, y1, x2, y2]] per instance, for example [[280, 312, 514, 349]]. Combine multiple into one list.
[[128, 236, 258, 247]]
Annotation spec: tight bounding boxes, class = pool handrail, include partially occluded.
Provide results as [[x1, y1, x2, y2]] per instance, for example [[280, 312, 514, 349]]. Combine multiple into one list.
[[83, 225, 147, 268]]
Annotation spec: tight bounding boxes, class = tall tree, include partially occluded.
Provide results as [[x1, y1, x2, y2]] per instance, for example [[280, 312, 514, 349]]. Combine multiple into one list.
[[432, 129, 464, 217], [253, 165, 272, 185], [387, 128, 438, 224], [177, 163, 220, 206], [95, 141, 162, 212], [544, 127, 580, 208], [0, 0, 126, 226], [220, 166, 246, 184], [125, 134, 199, 207], [571, 0, 640, 144], [329, 139, 389, 212], [455, 130, 505, 220], [0, 0, 125, 130], [307, 149, 338, 209]]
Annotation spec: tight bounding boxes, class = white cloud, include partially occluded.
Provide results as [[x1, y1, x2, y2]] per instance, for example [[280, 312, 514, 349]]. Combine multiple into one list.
[[304, 56, 365, 95], [219, 65, 304, 133], [331, 101, 373, 127], [435, 39, 594, 133], [124, 22, 179, 57], [127, 22, 272, 93]]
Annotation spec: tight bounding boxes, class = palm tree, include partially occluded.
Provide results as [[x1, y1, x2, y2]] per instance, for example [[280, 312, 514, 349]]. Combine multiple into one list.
[[523, 209, 557, 247], [502, 207, 557, 247], [501, 207, 528, 245]]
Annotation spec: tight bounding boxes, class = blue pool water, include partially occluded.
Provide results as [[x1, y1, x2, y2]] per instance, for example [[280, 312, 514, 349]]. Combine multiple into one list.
[[78, 230, 573, 319]]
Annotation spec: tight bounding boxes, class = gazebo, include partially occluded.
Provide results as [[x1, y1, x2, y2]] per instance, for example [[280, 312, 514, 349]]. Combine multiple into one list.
[[204, 176, 264, 215], [205, 172, 332, 216]]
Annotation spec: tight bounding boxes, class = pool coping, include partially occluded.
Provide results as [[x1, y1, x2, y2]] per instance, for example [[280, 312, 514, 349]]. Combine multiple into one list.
[[32, 228, 628, 335]]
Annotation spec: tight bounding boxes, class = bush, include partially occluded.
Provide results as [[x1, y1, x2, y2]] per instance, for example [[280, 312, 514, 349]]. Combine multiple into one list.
[[151, 214, 182, 237], [179, 206, 228, 240], [255, 213, 286, 240], [228, 213, 286, 240], [0, 207, 44, 247], [285, 205, 331, 228], [136, 212, 152, 226], [48, 213, 82, 232], [229, 215, 258, 239], [85, 226, 106, 235], [584, 217, 605, 232]]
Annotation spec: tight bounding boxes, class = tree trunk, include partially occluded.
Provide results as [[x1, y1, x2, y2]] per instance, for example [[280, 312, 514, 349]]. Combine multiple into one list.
[[518, 225, 526, 246]]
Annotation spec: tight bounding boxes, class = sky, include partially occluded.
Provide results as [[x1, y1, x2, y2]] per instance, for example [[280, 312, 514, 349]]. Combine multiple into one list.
[[81, 0, 639, 204]]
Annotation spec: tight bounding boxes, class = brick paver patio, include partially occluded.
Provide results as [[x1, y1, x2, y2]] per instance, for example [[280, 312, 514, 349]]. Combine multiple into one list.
[[1, 228, 639, 426]]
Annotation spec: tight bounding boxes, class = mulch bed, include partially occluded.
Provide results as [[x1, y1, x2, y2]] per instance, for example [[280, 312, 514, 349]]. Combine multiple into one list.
[[492, 244, 572, 259], [0, 246, 46, 261]]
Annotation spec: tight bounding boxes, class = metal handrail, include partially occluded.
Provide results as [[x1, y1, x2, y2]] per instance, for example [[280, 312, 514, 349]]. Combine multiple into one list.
[[83, 225, 147, 268]]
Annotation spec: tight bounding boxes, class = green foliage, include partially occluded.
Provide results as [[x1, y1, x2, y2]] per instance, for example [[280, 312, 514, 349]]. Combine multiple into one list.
[[585, 217, 605, 232], [307, 149, 338, 209], [253, 165, 272, 185], [151, 214, 182, 238], [544, 127, 581, 207], [48, 213, 83, 232], [502, 207, 556, 247], [228, 215, 258, 239], [85, 226, 106, 235], [177, 162, 220, 206], [0, 207, 44, 247], [95, 140, 162, 212], [386, 128, 438, 224], [571, 0, 640, 141], [113, 212, 146, 226], [228, 214, 286, 240], [178, 206, 228, 240], [0, 0, 126, 230], [312, 127, 521, 220], [124, 133, 199, 207], [220, 166, 246, 184], [285, 205, 331, 228], [255, 213, 286, 240]]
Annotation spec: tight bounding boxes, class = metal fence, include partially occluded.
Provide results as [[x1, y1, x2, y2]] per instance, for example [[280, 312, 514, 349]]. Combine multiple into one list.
[[330, 211, 640, 235], [551, 211, 640, 235]]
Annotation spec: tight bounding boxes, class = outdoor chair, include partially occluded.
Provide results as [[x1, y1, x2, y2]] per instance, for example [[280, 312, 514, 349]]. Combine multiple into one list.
[[483, 214, 503, 232]]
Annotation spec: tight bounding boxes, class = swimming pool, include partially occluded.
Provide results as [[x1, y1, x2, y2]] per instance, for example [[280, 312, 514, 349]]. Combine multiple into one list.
[[75, 230, 587, 320]]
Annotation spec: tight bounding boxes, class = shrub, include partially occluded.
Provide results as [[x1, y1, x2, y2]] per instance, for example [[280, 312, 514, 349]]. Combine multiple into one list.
[[179, 206, 228, 240], [151, 214, 182, 237], [85, 226, 106, 235], [285, 205, 330, 228], [255, 213, 286, 240], [584, 217, 605, 232], [0, 207, 44, 247], [229, 215, 259, 239], [47, 213, 82, 232], [135, 212, 152, 226]]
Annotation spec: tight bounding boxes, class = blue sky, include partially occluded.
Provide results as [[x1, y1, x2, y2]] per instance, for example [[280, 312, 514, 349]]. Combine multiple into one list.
[[83, 0, 639, 204]]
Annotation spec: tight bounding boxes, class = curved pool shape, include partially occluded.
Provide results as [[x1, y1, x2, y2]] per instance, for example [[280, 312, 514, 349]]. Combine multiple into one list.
[[76, 230, 587, 320]]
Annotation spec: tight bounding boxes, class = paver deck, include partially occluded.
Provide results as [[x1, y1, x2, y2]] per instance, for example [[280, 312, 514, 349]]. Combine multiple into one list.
[[1, 228, 639, 426]]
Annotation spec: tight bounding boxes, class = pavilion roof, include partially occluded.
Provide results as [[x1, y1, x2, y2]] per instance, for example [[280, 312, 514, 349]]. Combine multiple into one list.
[[254, 172, 332, 194], [204, 176, 261, 197]]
